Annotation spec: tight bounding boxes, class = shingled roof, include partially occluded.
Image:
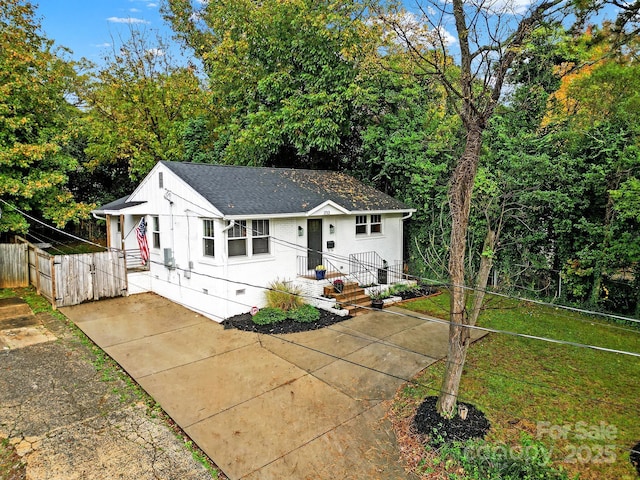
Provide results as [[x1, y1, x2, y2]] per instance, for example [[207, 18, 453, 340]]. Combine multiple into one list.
[[162, 161, 410, 216], [94, 196, 146, 213]]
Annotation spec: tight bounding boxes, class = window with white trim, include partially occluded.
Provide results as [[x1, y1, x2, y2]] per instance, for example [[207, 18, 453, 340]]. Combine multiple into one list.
[[203, 219, 215, 257], [355, 215, 367, 235], [152, 216, 160, 249], [252, 219, 270, 254], [228, 221, 247, 257], [370, 214, 382, 233]]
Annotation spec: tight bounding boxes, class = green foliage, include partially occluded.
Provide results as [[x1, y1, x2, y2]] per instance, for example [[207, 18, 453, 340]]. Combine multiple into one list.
[[289, 304, 320, 323], [77, 29, 208, 182], [265, 279, 304, 311], [164, 0, 381, 168], [435, 435, 569, 480], [252, 307, 287, 325], [0, 0, 93, 233]]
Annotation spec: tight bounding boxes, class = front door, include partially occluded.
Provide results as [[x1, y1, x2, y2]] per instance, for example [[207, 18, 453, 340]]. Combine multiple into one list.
[[307, 219, 322, 270]]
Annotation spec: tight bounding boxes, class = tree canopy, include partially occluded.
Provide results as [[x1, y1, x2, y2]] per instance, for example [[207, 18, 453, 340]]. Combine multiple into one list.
[[0, 0, 92, 233]]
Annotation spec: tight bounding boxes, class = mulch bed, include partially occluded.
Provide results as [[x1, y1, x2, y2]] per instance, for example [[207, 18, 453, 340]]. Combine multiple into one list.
[[395, 285, 440, 301], [412, 396, 491, 446], [222, 309, 351, 334]]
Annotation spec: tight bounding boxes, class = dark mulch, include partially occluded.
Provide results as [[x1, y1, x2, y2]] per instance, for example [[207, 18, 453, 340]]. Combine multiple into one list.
[[631, 441, 640, 475], [395, 286, 439, 301], [222, 309, 351, 334], [412, 396, 491, 446]]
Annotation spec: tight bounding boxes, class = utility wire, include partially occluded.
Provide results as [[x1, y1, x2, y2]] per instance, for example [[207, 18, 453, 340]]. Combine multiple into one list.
[[4, 198, 640, 358], [25, 225, 639, 414], [10, 213, 640, 442]]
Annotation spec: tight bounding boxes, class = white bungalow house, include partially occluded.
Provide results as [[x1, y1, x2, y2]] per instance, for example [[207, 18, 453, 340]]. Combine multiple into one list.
[[93, 161, 415, 321]]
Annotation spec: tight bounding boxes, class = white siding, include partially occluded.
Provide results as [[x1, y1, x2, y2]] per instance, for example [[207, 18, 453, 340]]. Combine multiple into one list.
[[123, 164, 407, 321]]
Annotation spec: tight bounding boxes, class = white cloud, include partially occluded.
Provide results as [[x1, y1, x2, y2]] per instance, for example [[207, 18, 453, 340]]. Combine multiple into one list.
[[129, 8, 141, 13], [147, 2, 158, 7], [472, 0, 532, 15], [146, 48, 165, 57], [93, 42, 112, 48], [435, 26, 457, 46], [383, 11, 457, 49], [106, 16, 150, 24]]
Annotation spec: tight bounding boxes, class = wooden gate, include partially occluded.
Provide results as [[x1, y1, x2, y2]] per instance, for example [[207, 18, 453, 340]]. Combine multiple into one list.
[[9, 238, 128, 308], [0, 243, 29, 288], [53, 250, 128, 307]]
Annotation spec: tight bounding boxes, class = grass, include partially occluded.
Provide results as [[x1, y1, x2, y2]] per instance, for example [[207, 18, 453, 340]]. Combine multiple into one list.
[[396, 290, 640, 480], [1, 286, 222, 479], [0, 438, 24, 480]]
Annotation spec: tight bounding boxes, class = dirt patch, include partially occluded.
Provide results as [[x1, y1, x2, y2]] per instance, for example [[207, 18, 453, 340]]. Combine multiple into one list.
[[0, 299, 218, 480]]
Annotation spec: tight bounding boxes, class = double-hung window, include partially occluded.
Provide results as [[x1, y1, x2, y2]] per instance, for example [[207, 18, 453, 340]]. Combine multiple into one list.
[[355, 215, 367, 235], [370, 214, 382, 234], [252, 220, 270, 254], [355, 214, 382, 235], [228, 221, 247, 257], [203, 219, 215, 257], [152, 216, 160, 248]]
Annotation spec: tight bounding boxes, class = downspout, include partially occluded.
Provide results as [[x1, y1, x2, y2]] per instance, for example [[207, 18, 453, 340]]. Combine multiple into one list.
[[221, 219, 235, 319], [222, 220, 235, 233], [401, 212, 413, 276], [92, 212, 106, 220]]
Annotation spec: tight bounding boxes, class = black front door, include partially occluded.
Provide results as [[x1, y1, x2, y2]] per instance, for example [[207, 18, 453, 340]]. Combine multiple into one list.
[[307, 219, 322, 270]]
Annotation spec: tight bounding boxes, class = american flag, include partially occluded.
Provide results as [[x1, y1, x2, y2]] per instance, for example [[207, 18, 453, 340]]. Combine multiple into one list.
[[136, 217, 150, 265]]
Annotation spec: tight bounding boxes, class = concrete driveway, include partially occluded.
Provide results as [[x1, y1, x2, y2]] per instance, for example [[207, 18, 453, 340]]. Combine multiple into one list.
[[61, 293, 484, 480]]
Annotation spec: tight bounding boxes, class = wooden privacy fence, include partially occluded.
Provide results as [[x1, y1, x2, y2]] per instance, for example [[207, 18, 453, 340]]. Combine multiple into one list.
[[0, 243, 29, 288], [2, 238, 128, 308]]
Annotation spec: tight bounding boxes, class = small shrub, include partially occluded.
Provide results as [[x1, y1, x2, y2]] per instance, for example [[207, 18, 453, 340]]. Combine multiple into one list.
[[290, 304, 320, 323], [437, 435, 570, 480], [252, 307, 287, 325], [265, 279, 304, 311]]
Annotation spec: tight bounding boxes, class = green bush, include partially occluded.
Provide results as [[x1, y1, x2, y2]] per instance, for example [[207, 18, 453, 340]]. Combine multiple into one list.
[[265, 279, 304, 311], [289, 304, 321, 323], [252, 307, 287, 325]]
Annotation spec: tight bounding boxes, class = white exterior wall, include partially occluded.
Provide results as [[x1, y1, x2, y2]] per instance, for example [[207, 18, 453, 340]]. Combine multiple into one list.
[[116, 163, 407, 322]]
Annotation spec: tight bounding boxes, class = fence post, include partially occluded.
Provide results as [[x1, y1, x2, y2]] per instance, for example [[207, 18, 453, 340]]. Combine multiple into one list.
[[50, 256, 57, 310], [120, 249, 129, 294]]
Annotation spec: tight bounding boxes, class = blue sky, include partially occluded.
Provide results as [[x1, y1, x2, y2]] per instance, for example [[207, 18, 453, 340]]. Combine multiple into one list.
[[36, 0, 175, 63]]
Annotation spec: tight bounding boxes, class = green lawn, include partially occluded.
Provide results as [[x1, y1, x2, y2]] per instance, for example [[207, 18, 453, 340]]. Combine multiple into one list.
[[396, 291, 640, 480]]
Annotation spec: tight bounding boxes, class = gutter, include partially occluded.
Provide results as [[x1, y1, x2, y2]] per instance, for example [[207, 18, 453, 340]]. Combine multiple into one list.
[[402, 211, 413, 221]]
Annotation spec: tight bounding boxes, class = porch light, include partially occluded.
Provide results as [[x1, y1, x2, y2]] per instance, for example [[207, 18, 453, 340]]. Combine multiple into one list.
[[329, 224, 335, 234], [298, 226, 304, 236]]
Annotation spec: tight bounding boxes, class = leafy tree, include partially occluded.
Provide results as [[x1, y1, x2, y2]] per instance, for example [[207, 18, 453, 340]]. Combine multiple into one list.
[[78, 28, 208, 181], [163, 0, 381, 169], [383, 1, 640, 417], [540, 27, 640, 308], [0, 0, 92, 234]]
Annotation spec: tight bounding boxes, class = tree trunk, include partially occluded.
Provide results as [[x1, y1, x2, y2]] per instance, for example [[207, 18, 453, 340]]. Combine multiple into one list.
[[436, 125, 483, 418], [469, 229, 496, 327]]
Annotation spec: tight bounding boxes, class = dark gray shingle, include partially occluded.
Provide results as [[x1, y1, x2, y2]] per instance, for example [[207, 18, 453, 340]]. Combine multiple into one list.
[[163, 162, 409, 216]]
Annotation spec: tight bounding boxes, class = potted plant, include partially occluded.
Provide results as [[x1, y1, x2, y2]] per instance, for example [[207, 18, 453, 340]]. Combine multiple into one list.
[[315, 264, 326, 280], [333, 279, 344, 293], [370, 289, 385, 309]]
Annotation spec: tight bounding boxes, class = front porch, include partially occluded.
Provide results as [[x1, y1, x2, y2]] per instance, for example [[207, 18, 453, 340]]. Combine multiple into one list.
[[294, 251, 414, 316]]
